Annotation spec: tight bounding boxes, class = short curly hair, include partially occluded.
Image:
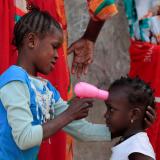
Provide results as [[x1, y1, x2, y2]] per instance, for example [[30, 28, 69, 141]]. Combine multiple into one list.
[[108, 76, 155, 110]]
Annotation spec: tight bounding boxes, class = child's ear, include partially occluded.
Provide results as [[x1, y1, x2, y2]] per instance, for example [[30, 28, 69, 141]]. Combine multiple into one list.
[[130, 108, 142, 122], [27, 33, 39, 49]]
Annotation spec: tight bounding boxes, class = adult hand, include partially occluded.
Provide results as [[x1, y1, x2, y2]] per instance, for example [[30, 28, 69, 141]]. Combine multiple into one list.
[[68, 38, 94, 78]]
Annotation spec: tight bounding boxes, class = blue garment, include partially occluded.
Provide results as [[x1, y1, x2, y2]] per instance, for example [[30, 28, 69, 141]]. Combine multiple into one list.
[[0, 65, 59, 160]]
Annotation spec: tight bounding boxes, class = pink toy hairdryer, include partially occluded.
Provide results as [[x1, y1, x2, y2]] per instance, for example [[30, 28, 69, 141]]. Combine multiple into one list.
[[74, 82, 109, 100]]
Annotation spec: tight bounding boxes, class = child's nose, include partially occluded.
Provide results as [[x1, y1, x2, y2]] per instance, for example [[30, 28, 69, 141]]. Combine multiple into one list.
[[104, 111, 110, 120]]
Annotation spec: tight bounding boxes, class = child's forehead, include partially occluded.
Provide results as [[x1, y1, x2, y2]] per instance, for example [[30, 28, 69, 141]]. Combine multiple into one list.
[[109, 87, 128, 97], [107, 88, 130, 106], [109, 85, 131, 96]]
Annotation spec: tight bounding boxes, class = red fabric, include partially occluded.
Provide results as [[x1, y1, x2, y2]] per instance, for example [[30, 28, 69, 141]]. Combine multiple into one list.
[[28, 1, 58, 21], [129, 40, 160, 160], [0, 0, 17, 74]]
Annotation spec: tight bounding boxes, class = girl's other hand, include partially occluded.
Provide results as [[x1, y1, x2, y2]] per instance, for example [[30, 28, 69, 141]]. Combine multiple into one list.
[[66, 97, 93, 120], [145, 106, 156, 128]]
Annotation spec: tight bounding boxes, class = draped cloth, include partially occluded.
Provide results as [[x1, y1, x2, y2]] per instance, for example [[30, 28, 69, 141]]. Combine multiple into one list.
[[129, 40, 160, 160]]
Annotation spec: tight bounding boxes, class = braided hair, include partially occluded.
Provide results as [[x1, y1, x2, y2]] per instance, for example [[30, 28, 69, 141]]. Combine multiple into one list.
[[108, 76, 155, 110], [12, 6, 62, 50]]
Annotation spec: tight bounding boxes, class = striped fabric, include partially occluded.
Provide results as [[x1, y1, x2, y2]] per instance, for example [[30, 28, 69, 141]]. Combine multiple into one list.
[[87, 0, 118, 20], [15, 0, 27, 22], [123, 0, 160, 44]]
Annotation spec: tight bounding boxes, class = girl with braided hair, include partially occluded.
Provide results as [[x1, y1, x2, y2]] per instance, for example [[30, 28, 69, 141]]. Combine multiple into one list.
[[105, 76, 156, 160]]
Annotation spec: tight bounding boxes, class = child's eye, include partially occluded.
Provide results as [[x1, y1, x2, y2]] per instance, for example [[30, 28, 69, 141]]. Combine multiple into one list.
[[110, 108, 114, 112], [106, 105, 114, 113]]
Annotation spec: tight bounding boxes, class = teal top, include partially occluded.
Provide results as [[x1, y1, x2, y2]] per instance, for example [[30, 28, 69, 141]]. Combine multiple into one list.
[[123, 0, 160, 44]]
